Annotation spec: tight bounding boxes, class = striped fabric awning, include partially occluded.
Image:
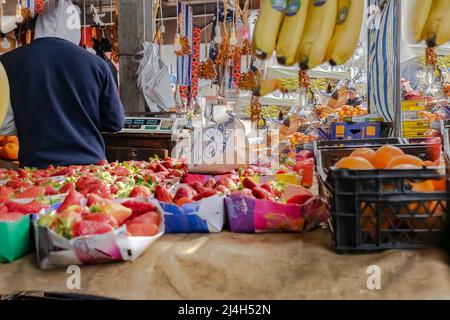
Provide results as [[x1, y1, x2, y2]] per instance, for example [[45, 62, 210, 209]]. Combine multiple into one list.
[[367, 0, 400, 122]]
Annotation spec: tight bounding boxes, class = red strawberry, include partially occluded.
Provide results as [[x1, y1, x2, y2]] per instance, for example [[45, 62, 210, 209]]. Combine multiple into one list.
[[252, 187, 274, 200], [189, 181, 205, 193], [147, 163, 157, 171], [73, 220, 114, 237], [6, 200, 48, 214], [174, 162, 188, 175], [83, 212, 118, 228], [44, 185, 58, 196], [242, 177, 257, 190], [173, 185, 196, 202], [155, 164, 168, 173], [161, 160, 174, 169], [214, 184, 229, 194], [87, 193, 110, 206], [145, 173, 159, 183], [192, 189, 217, 201], [97, 203, 132, 225], [167, 169, 183, 178], [127, 211, 160, 226], [57, 190, 84, 213], [121, 200, 157, 219], [17, 169, 28, 179], [110, 185, 119, 195], [98, 160, 108, 166], [240, 168, 255, 177], [15, 186, 46, 199], [215, 177, 237, 190], [0, 212, 24, 222], [0, 205, 7, 214], [204, 178, 216, 189], [129, 185, 152, 198], [127, 223, 159, 237], [76, 175, 101, 190], [51, 167, 76, 177], [6, 170, 19, 179], [0, 186, 14, 202], [175, 197, 194, 206], [154, 185, 173, 203], [60, 182, 75, 194], [112, 166, 131, 177], [154, 172, 168, 181], [6, 179, 32, 190], [286, 191, 313, 205], [260, 183, 275, 195]]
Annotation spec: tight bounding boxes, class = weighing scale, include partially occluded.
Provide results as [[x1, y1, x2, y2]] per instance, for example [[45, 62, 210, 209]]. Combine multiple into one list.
[[102, 114, 187, 162], [121, 117, 180, 134]]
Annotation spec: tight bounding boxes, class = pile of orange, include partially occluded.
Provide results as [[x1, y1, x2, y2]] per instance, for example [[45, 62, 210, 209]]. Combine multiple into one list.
[[335, 145, 436, 171], [334, 145, 444, 191], [336, 105, 368, 119], [0, 136, 19, 162], [334, 145, 446, 232]]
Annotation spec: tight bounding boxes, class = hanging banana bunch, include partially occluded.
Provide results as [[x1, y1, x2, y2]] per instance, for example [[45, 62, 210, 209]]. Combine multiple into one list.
[[252, 0, 364, 69], [410, 0, 450, 47]]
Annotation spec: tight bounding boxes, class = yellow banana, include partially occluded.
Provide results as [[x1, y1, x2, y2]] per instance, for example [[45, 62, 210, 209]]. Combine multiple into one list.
[[276, 0, 309, 66], [335, 0, 350, 25], [435, 1, 450, 46], [411, 0, 433, 43], [252, 0, 284, 60], [296, 0, 338, 70], [0, 62, 10, 126], [423, 0, 449, 47], [326, 0, 364, 66]]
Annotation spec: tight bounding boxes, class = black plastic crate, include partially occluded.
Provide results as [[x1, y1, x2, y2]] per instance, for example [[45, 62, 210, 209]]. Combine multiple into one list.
[[314, 138, 405, 151], [441, 129, 450, 254], [317, 144, 448, 252]]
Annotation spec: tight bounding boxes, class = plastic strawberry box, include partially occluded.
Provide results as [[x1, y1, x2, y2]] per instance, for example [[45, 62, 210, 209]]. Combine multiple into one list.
[[0, 215, 30, 263]]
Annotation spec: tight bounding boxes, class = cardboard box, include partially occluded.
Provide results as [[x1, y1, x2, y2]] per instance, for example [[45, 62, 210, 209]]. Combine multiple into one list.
[[159, 195, 225, 233], [225, 185, 329, 233]]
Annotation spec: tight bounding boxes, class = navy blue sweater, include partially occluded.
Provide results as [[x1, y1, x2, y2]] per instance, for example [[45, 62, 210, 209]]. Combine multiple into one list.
[[1, 38, 125, 168]]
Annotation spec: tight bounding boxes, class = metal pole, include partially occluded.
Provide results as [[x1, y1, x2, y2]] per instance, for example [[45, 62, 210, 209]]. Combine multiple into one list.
[[393, 0, 402, 138]]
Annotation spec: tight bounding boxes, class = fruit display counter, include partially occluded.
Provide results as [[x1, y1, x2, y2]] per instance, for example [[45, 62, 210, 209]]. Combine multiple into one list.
[[1, 230, 449, 299]]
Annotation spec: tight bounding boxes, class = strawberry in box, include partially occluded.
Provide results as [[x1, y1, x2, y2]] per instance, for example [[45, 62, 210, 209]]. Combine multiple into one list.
[[34, 197, 164, 269], [225, 180, 328, 233], [157, 181, 225, 233]]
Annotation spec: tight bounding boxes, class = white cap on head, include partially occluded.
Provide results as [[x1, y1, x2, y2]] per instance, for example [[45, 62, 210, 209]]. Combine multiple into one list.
[[34, 0, 81, 46]]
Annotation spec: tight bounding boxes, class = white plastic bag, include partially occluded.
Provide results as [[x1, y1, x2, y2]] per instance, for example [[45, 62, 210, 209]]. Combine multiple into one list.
[[137, 42, 175, 112]]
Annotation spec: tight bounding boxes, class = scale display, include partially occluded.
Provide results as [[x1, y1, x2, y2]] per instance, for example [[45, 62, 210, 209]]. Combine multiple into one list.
[[121, 117, 177, 134]]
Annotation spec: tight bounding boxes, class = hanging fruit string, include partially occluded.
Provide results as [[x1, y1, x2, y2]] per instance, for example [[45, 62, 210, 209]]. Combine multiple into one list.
[[109, 0, 119, 63], [199, 51, 217, 79], [239, 69, 257, 91], [250, 96, 262, 124], [174, 3, 191, 56], [199, 2, 217, 80], [298, 70, 310, 91], [425, 46, 438, 71]]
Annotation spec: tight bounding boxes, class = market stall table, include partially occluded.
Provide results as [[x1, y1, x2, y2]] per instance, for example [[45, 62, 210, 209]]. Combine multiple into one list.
[[1, 230, 449, 300]]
